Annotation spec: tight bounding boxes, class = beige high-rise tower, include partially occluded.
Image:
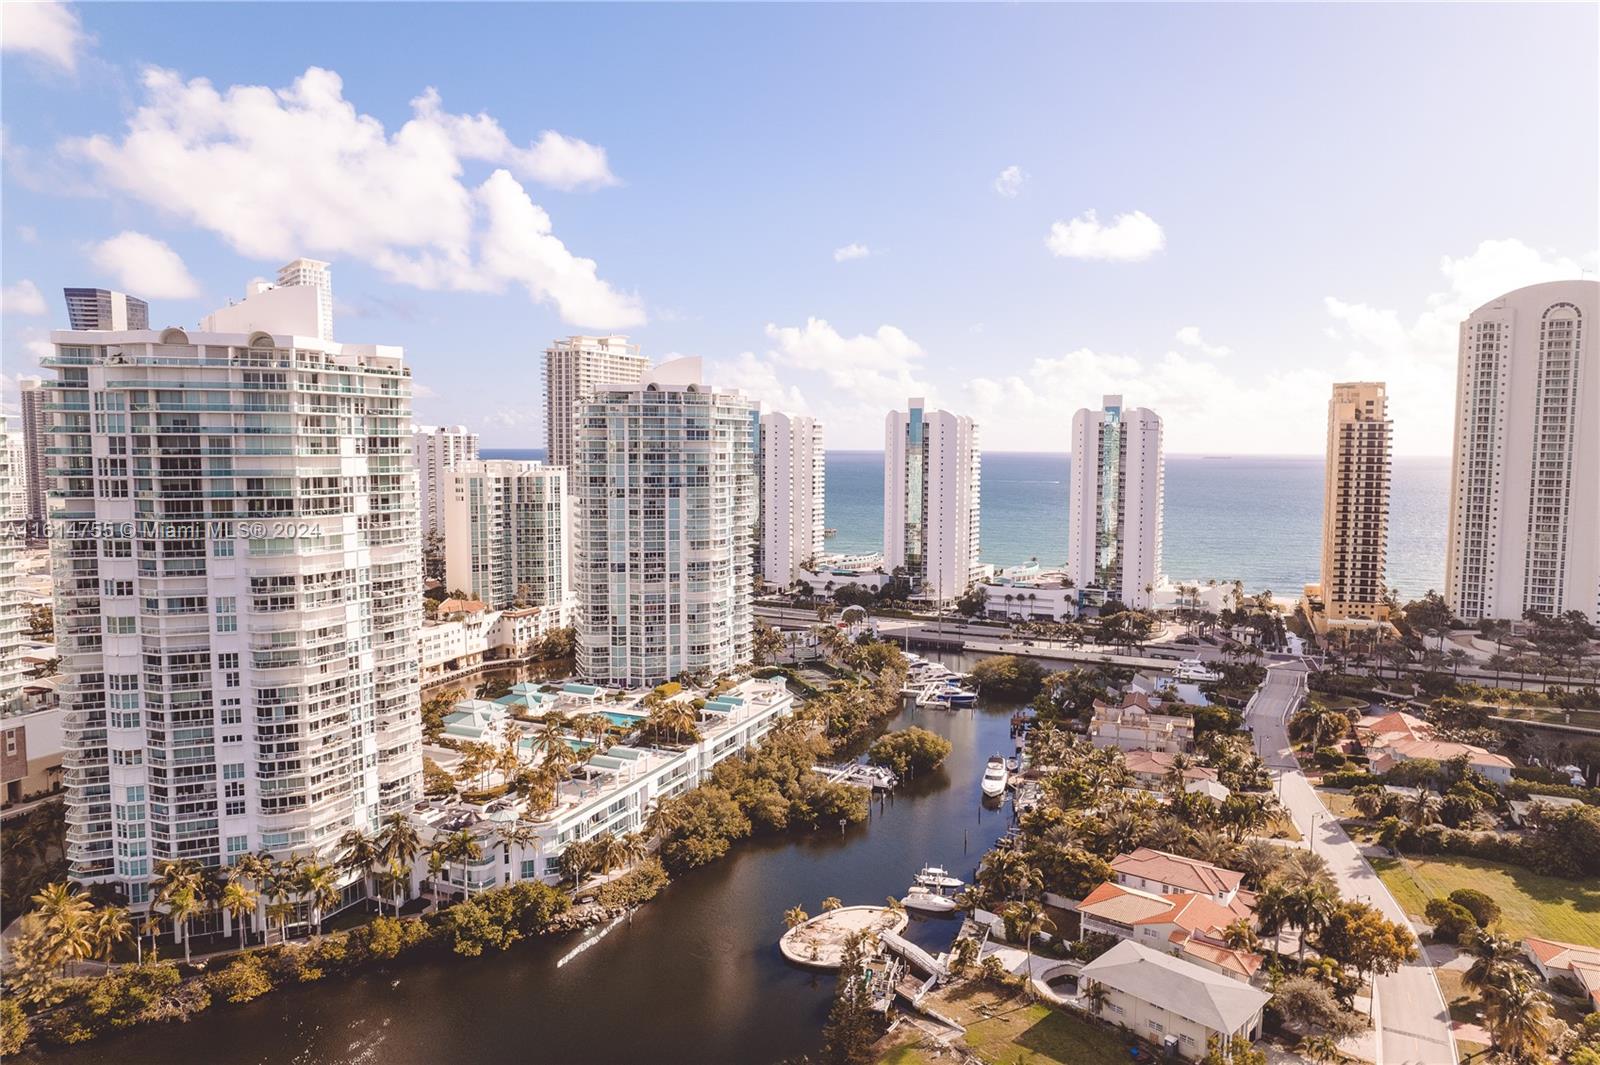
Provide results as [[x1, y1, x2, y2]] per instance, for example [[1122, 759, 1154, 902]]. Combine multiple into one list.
[[1318, 382, 1392, 622]]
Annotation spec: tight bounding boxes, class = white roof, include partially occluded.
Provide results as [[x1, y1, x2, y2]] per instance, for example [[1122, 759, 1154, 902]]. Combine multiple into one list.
[[1081, 940, 1270, 1033]]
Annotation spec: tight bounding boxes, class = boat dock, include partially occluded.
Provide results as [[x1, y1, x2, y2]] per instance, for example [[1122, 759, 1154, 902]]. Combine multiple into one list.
[[812, 762, 899, 790]]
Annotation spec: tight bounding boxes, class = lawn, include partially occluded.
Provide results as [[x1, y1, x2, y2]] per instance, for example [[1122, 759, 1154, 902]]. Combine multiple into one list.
[[1371, 854, 1600, 946], [911, 984, 1132, 1065]]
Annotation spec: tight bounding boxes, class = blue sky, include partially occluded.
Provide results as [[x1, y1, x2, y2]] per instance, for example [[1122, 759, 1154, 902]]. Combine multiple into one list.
[[3, 2, 1595, 453]]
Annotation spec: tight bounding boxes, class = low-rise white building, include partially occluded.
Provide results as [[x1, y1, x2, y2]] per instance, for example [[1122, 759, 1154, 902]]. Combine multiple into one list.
[[2, 704, 63, 806], [1080, 940, 1271, 1059], [1089, 693, 1196, 754], [797, 554, 893, 598], [980, 570, 1079, 621], [410, 677, 797, 892]]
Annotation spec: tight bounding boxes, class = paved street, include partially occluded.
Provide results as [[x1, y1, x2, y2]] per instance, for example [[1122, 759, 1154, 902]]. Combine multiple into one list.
[[1248, 664, 1457, 1065]]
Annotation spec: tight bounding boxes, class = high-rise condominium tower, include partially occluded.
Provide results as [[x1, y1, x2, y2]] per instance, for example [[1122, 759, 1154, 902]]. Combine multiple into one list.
[[758, 412, 825, 589], [543, 336, 648, 469], [573, 358, 757, 686], [1065, 395, 1163, 611], [411, 425, 480, 538], [63, 288, 149, 331], [443, 460, 568, 619], [17, 377, 48, 528], [883, 398, 981, 603], [0, 419, 24, 715], [275, 258, 334, 341], [1446, 280, 1599, 624], [1319, 382, 1392, 622], [49, 271, 420, 904]]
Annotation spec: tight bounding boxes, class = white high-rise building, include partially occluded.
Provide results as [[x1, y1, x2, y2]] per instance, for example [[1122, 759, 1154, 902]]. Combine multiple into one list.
[[758, 412, 825, 590], [1066, 395, 1164, 611], [443, 460, 568, 624], [48, 272, 420, 905], [275, 258, 334, 341], [1446, 280, 1599, 624], [411, 425, 480, 538], [0, 418, 25, 715], [543, 336, 648, 470], [18, 377, 48, 529], [883, 398, 981, 603], [573, 358, 757, 686]]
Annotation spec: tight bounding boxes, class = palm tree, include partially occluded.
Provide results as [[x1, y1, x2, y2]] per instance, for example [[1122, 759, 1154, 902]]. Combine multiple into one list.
[[592, 831, 628, 876], [646, 701, 700, 746], [1462, 931, 1524, 996], [442, 829, 485, 897], [1296, 1035, 1342, 1064], [1291, 703, 1348, 750], [1405, 789, 1442, 831], [1483, 979, 1554, 1063], [1350, 784, 1389, 821], [299, 861, 341, 943], [220, 881, 259, 951], [1221, 917, 1259, 952], [165, 886, 202, 963], [561, 837, 598, 891], [783, 905, 810, 929], [266, 898, 296, 946], [1276, 848, 1335, 894], [378, 811, 423, 913], [1003, 899, 1056, 996], [1286, 882, 1339, 959], [337, 829, 382, 913], [820, 896, 843, 912], [261, 859, 297, 943], [31, 883, 94, 975], [1082, 979, 1110, 1018], [618, 832, 648, 867]]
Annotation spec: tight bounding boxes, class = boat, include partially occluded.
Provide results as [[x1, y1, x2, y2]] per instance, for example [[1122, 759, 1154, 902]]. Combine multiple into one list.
[[981, 756, 1008, 798], [915, 865, 964, 890], [901, 886, 959, 913]]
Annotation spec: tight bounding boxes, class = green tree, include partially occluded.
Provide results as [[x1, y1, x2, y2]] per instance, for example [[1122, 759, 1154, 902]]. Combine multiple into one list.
[[820, 931, 884, 1065], [866, 726, 953, 777]]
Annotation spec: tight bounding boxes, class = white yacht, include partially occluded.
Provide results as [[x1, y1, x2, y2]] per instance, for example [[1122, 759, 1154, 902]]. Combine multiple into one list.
[[981, 756, 1008, 798], [915, 865, 964, 890], [901, 886, 959, 913]]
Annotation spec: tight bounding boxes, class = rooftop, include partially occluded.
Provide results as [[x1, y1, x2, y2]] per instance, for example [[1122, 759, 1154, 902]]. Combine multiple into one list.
[[1081, 940, 1271, 1033]]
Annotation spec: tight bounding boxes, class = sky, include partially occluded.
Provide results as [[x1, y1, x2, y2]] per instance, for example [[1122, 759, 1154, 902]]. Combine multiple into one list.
[[2, 2, 1596, 455]]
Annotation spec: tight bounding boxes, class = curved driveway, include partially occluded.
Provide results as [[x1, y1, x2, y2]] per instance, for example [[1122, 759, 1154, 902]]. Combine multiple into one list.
[[1248, 663, 1457, 1065]]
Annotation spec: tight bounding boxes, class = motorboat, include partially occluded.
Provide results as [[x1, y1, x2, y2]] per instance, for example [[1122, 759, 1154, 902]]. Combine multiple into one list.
[[901, 886, 959, 913], [915, 865, 964, 890], [981, 756, 1009, 798]]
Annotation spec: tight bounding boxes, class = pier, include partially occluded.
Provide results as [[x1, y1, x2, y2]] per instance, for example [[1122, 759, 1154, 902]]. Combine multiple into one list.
[[812, 762, 899, 790]]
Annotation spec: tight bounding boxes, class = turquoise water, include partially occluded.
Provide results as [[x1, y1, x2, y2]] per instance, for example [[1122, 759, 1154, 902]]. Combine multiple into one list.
[[482, 448, 1451, 600]]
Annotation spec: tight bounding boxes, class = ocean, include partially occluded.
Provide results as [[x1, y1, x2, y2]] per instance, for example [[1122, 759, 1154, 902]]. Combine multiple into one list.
[[482, 449, 1452, 600]]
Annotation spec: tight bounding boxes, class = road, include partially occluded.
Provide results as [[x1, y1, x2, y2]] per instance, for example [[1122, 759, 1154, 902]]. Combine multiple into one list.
[[1248, 663, 1457, 1065]]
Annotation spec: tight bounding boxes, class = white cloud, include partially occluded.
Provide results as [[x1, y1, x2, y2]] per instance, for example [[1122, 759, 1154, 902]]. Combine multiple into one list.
[[63, 66, 642, 328], [1046, 209, 1165, 262], [705, 351, 810, 415], [1174, 326, 1231, 359], [0, 2, 90, 74], [1, 279, 47, 316], [1322, 237, 1591, 454], [993, 165, 1026, 198], [89, 231, 200, 299], [833, 243, 871, 262]]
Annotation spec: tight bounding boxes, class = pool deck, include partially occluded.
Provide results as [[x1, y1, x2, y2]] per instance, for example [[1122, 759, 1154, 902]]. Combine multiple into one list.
[[777, 905, 909, 970]]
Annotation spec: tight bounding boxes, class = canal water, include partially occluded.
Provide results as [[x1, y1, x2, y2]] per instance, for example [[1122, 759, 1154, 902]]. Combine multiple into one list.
[[40, 672, 1020, 1065]]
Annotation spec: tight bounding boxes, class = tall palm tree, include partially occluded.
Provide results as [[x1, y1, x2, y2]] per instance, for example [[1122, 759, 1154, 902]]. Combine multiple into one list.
[[1082, 979, 1110, 1018], [593, 831, 628, 876], [442, 829, 485, 897], [220, 881, 259, 951], [1462, 931, 1524, 996], [337, 829, 382, 913], [1287, 882, 1339, 959], [150, 859, 206, 962], [783, 905, 809, 929], [1277, 848, 1335, 894], [378, 811, 423, 913], [266, 898, 296, 946], [1483, 979, 1554, 1063], [261, 859, 297, 943], [1003, 899, 1056, 996], [1406, 789, 1442, 831], [164, 885, 202, 964], [561, 837, 598, 891], [31, 883, 94, 975], [299, 861, 341, 943]]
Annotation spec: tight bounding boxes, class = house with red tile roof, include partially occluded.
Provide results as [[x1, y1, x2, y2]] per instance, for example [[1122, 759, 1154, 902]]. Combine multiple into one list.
[[1524, 937, 1600, 1010], [1112, 848, 1245, 908], [1077, 880, 1262, 982], [1123, 750, 1219, 792], [1357, 709, 1515, 783]]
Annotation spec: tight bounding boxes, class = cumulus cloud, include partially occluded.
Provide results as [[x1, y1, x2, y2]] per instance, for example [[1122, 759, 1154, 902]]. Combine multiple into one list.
[[1322, 237, 1591, 454], [89, 231, 200, 299], [993, 165, 1026, 198], [1046, 209, 1165, 262], [1, 279, 47, 316], [833, 243, 871, 262], [61, 66, 642, 327], [1174, 326, 1231, 359], [0, 2, 90, 73]]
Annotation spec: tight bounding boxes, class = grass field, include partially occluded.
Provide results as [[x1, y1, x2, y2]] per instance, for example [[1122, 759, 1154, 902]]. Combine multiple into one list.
[[1371, 854, 1600, 946], [887, 984, 1131, 1065]]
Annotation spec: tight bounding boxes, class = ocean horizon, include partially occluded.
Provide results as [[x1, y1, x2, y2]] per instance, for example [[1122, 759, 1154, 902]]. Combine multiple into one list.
[[483, 448, 1451, 600]]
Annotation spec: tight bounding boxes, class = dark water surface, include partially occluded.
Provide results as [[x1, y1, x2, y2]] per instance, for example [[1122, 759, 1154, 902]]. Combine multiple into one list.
[[41, 688, 1016, 1065]]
